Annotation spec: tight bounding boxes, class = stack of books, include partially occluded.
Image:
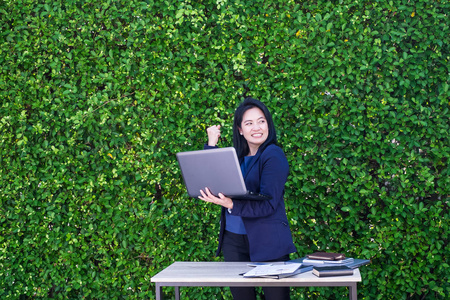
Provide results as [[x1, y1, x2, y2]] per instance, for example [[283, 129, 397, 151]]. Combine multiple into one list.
[[242, 252, 371, 279], [289, 252, 371, 277]]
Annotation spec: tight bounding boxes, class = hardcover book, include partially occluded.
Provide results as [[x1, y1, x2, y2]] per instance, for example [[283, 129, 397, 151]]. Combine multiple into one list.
[[312, 265, 354, 277], [307, 252, 346, 261]]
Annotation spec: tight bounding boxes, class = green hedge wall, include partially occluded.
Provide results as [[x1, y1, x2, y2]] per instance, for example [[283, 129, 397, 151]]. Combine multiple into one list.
[[1, 0, 449, 299]]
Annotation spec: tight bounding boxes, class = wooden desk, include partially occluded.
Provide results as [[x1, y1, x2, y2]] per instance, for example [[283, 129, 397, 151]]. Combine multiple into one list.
[[151, 262, 361, 300]]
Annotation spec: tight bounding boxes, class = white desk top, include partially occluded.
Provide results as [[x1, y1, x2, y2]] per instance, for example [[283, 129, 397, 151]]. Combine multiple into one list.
[[151, 261, 361, 285]]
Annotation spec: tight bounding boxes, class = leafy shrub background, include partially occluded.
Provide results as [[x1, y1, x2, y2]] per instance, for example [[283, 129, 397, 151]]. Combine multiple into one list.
[[1, 0, 449, 299]]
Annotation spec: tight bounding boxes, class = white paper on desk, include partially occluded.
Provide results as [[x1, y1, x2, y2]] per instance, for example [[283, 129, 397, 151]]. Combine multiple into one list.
[[243, 263, 302, 278]]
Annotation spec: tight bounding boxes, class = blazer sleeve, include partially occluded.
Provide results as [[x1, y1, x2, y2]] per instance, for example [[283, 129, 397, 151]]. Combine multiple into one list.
[[230, 146, 289, 218], [204, 144, 218, 150]]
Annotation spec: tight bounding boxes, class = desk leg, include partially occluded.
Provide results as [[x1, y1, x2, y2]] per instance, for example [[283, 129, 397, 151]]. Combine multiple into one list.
[[155, 284, 161, 300], [349, 283, 357, 300], [175, 286, 180, 300]]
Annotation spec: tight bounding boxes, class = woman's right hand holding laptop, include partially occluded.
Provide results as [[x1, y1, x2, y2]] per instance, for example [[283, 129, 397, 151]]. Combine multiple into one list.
[[198, 187, 234, 210]]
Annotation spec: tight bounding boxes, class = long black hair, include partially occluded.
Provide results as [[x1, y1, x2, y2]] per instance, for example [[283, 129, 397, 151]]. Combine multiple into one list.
[[232, 97, 278, 160]]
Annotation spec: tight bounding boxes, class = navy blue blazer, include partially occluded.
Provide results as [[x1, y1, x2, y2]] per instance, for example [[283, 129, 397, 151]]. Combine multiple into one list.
[[205, 143, 297, 262]]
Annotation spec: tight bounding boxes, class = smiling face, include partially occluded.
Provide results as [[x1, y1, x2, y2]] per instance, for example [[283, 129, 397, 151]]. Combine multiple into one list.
[[239, 107, 269, 156]]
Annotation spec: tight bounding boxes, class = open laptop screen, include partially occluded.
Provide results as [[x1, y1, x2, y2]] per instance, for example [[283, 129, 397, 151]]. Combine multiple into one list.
[[176, 147, 270, 200]]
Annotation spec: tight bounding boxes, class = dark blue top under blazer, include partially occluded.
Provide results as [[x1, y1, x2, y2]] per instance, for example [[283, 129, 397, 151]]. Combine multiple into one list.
[[204, 143, 297, 262]]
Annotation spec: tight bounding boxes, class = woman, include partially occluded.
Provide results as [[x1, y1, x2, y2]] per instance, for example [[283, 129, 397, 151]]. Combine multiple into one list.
[[199, 97, 296, 300]]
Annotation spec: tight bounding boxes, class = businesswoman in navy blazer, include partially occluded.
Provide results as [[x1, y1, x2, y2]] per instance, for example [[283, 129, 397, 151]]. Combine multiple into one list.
[[199, 97, 297, 300]]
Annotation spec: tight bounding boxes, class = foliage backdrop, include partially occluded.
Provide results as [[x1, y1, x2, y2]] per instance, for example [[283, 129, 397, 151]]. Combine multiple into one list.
[[1, 0, 449, 299]]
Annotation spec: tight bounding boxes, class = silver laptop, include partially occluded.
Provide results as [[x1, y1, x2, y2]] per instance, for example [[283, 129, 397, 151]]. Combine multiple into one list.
[[176, 147, 271, 201]]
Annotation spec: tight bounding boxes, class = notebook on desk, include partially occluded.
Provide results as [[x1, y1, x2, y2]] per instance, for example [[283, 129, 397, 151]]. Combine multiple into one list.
[[176, 147, 271, 201]]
